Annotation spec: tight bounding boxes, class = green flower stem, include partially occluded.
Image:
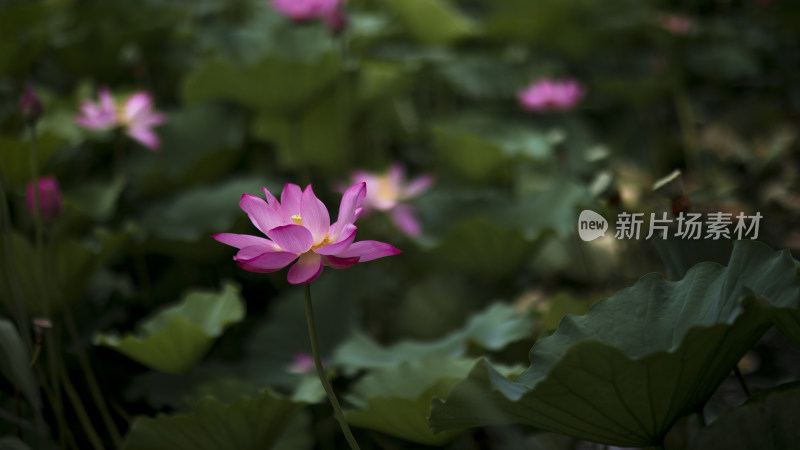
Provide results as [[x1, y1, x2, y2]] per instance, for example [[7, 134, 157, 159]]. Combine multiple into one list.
[[43, 329, 69, 448], [672, 84, 700, 175], [64, 309, 124, 447], [58, 352, 105, 450], [733, 365, 752, 399], [14, 389, 21, 438], [34, 361, 77, 449], [27, 124, 44, 254], [0, 163, 32, 350], [303, 283, 361, 450], [26, 123, 49, 316]]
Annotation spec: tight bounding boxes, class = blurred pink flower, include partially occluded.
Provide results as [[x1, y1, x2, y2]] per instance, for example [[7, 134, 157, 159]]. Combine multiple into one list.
[[656, 13, 693, 35], [271, 0, 347, 34], [518, 78, 585, 112], [349, 164, 434, 236], [75, 88, 166, 151], [287, 352, 321, 374], [213, 182, 401, 284], [26, 176, 63, 222], [20, 85, 43, 123], [75, 88, 117, 130], [119, 92, 167, 151]]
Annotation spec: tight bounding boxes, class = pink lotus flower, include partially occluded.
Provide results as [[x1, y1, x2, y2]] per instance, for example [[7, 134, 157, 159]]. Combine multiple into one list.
[[518, 78, 586, 112], [271, 0, 347, 34], [26, 176, 63, 222], [75, 88, 166, 151], [75, 88, 117, 130], [213, 182, 401, 284], [118, 92, 167, 151], [287, 352, 323, 374], [349, 164, 434, 237]]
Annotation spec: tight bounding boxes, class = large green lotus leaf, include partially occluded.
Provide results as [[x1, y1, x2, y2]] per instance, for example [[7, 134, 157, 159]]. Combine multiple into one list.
[[124, 390, 307, 450], [123, 363, 326, 413], [250, 77, 353, 171], [356, 61, 410, 107], [429, 217, 534, 276], [485, 0, 649, 56], [432, 113, 559, 182], [415, 181, 586, 245], [0, 227, 131, 315], [124, 103, 245, 195], [64, 176, 126, 222], [272, 409, 313, 450], [442, 114, 560, 161], [127, 268, 395, 409], [334, 302, 532, 374], [492, 181, 588, 240], [379, 0, 478, 46], [429, 241, 800, 447], [0, 319, 40, 412], [139, 175, 272, 242], [181, 52, 341, 115], [687, 383, 800, 450], [244, 268, 392, 386], [95, 282, 245, 374], [437, 56, 526, 100], [432, 124, 509, 182], [388, 277, 476, 340], [649, 238, 734, 281], [775, 307, 800, 348], [345, 357, 481, 446]]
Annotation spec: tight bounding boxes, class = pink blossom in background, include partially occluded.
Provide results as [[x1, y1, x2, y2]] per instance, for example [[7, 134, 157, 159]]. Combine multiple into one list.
[[26, 176, 63, 222], [349, 164, 434, 237], [518, 78, 586, 112], [656, 13, 694, 35], [75, 88, 117, 130], [271, 0, 347, 34], [213, 182, 401, 284], [287, 353, 322, 374], [119, 92, 167, 151], [75, 88, 166, 151]]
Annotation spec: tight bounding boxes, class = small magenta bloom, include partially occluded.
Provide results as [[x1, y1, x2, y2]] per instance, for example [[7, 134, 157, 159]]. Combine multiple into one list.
[[20, 85, 43, 124], [213, 183, 401, 284], [349, 164, 434, 237], [287, 352, 322, 374], [26, 176, 63, 222], [518, 78, 586, 112], [75, 88, 166, 151], [271, 0, 347, 34]]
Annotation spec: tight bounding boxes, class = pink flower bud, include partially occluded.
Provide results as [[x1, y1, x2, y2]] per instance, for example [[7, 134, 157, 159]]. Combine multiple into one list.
[[20, 85, 43, 124], [26, 176, 63, 222]]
